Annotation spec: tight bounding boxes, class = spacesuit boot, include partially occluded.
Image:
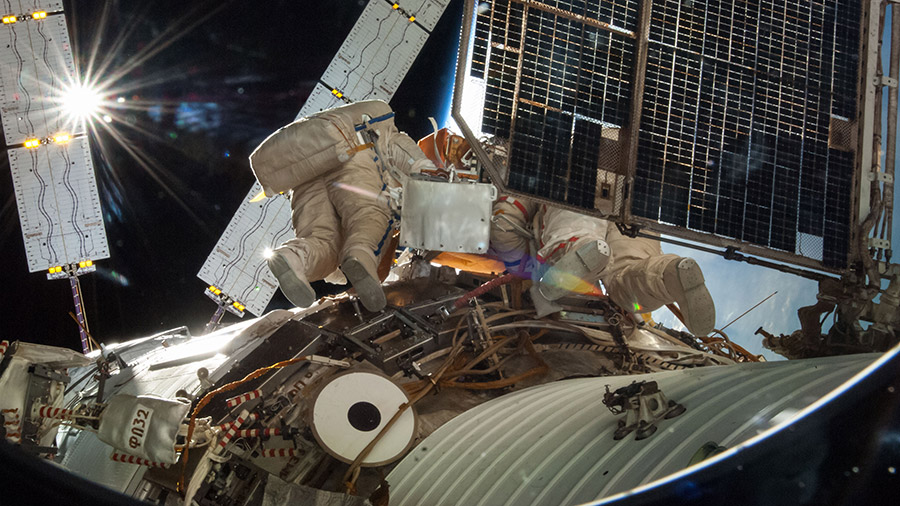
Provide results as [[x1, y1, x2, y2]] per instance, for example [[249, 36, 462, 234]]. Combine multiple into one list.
[[341, 247, 387, 312], [663, 257, 716, 336], [267, 248, 316, 308], [539, 239, 611, 301]]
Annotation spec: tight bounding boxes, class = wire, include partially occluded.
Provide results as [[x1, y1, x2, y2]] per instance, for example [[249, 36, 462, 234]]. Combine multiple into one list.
[[704, 329, 761, 362], [177, 356, 311, 494], [342, 322, 475, 491], [68, 311, 101, 352], [453, 273, 519, 310], [439, 330, 549, 390], [719, 291, 778, 332]]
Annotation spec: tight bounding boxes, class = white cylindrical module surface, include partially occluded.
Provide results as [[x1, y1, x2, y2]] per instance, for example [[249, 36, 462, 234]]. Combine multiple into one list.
[[311, 371, 416, 466]]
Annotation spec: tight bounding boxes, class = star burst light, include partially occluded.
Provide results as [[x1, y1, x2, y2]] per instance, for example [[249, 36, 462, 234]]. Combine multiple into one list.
[[59, 81, 106, 124], [44, 1, 235, 229]]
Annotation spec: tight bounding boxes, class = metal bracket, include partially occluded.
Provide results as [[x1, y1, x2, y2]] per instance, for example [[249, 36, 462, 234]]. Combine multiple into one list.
[[867, 171, 895, 183], [491, 213, 535, 239], [308, 355, 351, 368], [877, 261, 900, 277], [29, 364, 70, 384], [869, 237, 891, 249], [882, 76, 899, 88], [615, 222, 642, 238]]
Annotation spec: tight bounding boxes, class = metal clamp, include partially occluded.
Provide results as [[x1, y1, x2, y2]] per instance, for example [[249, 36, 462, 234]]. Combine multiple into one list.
[[867, 171, 894, 183], [491, 213, 535, 239], [868, 237, 891, 249], [308, 355, 351, 368]]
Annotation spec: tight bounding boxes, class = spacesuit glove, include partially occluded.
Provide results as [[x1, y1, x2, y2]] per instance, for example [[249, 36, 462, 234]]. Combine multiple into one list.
[[505, 255, 540, 280], [382, 187, 402, 215]]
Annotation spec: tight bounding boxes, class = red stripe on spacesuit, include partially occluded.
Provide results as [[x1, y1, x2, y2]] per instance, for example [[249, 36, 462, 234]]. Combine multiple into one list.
[[536, 236, 579, 263], [498, 196, 529, 220]]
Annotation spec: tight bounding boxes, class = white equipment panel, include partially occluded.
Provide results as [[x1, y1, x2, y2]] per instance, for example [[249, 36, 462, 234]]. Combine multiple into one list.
[[201, 0, 450, 316], [399, 179, 494, 253], [0, 5, 78, 146], [9, 136, 109, 272], [197, 183, 292, 317]]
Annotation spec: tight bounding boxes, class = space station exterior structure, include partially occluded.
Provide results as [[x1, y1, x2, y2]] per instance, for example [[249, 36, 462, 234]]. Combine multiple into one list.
[[0, 0, 109, 274], [3, 272, 895, 505], [2, 1, 899, 505], [386, 352, 880, 505]]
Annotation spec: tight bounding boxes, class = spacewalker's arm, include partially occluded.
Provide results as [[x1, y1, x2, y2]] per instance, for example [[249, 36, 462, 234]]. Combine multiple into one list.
[[363, 127, 438, 215]]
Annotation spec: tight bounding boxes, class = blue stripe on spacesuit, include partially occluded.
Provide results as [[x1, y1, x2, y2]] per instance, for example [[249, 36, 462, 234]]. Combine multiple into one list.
[[355, 112, 396, 131], [373, 177, 392, 257], [374, 217, 394, 257]]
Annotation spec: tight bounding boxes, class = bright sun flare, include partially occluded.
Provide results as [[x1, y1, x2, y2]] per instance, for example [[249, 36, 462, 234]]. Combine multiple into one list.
[[61, 83, 103, 119]]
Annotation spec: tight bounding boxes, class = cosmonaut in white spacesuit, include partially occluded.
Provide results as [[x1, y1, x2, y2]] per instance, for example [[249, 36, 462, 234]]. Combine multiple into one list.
[[414, 128, 716, 336], [250, 100, 435, 312], [491, 196, 717, 336], [419, 129, 716, 336]]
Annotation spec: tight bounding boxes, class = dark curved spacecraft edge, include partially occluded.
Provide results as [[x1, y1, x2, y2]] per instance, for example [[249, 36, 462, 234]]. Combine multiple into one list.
[[0, 437, 145, 506], [591, 342, 900, 506], [1, 344, 897, 506]]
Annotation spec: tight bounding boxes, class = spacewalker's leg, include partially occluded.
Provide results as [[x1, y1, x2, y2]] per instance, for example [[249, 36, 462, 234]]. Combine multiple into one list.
[[489, 195, 539, 273], [602, 227, 716, 336], [325, 152, 392, 312], [268, 178, 343, 308], [535, 206, 611, 300]]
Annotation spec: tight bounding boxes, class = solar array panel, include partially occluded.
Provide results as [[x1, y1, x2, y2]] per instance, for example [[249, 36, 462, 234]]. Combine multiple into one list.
[[461, 0, 864, 270], [8, 137, 108, 272], [197, 184, 292, 316], [199, 0, 451, 316], [471, 0, 639, 210], [632, 0, 861, 269], [0, 4, 110, 273]]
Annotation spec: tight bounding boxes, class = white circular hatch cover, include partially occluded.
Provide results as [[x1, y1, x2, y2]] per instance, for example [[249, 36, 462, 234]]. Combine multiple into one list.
[[311, 371, 417, 466]]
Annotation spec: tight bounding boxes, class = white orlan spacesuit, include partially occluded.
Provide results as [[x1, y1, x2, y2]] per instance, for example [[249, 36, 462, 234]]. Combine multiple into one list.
[[250, 100, 434, 312], [491, 196, 717, 336]]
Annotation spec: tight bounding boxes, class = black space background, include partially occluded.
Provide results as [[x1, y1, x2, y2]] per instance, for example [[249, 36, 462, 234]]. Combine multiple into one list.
[[0, 0, 464, 350]]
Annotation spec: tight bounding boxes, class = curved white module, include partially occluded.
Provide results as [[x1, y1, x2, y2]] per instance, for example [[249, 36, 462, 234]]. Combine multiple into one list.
[[387, 353, 879, 506]]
